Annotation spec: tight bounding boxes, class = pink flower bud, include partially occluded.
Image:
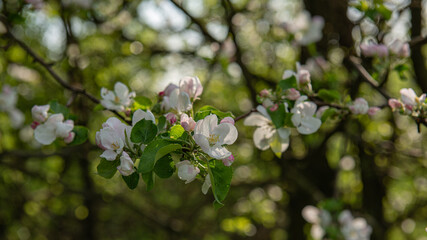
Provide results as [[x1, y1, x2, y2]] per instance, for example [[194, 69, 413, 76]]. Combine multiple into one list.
[[64, 132, 75, 144], [285, 88, 301, 100], [360, 43, 389, 58], [159, 91, 165, 97], [222, 154, 234, 166], [220, 117, 235, 125], [259, 89, 270, 97], [269, 104, 279, 112], [163, 83, 179, 97], [31, 121, 40, 129], [349, 98, 369, 114], [165, 112, 177, 125], [180, 113, 196, 131], [298, 70, 311, 85], [388, 98, 402, 109], [367, 107, 380, 116]]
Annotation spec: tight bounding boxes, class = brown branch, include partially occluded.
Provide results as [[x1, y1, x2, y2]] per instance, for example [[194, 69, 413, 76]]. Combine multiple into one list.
[[169, 0, 219, 44], [348, 56, 391, 99], [234, 108, 257, 122], [409, 35, 427, 47]]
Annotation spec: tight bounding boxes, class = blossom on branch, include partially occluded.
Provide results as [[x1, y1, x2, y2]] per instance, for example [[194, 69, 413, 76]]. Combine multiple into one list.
[[194, 114, 238, 159], [117, 151, 135, 176], [244, 105, 291, 156], [176, 160, 200, 184], [96, 117, 127, 160], [291, 96, 322, 134], [101, 82, 135, 112], [34, 113, 74, 145]]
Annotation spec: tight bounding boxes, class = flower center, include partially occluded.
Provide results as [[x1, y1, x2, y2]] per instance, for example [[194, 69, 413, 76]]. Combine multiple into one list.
[[208, 134, 219, 146], [114, 96, 121, 103], [111, 141, 120, 150]]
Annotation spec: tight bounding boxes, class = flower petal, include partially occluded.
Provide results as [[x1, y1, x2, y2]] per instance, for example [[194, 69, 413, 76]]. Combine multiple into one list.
[[253, 127, 273, 150], [214, 123, 238, 145], [114, 82, 129, 99], [297, 116, 321, 134], [269, 131, 289, 157], [100, 150, 118, 161], [194, 134, 210, 153], [34, 123, 56, 145], [256, 105, 272, 121], [208, 146, 231, 159], [243, 113, 270, 127]]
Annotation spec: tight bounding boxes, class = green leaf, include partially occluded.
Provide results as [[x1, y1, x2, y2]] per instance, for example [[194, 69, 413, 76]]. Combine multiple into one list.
[[213, 200, 224, 210], [278, 75, 297, 91], [170, 125, 185, 139], [209, 160, 233, 204], [133, 96, 152, 110], [267, 104, 286, 129], [122, 172, 140, 189], [155, 144, 181, 161], [154, 154, 175, 178], [141, 171, 154, 191], [49, 100, 69, 119], [157, 116, 167, 132], [97, 158, 120, 179], [194, 105, 235, 121], [376, 4, 392, 20], [283, 112, 294, 127], [68, 126, 88, 146], [318, 89, 341, 103], [93, 104, 104, 111], [138, 140, 181, 173], [130, 119, 158, 144]]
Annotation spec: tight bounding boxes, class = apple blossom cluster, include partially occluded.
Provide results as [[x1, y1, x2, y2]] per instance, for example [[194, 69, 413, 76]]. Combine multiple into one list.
[[302, 205, 372, 240], [245, 64, 382, 157], [0, 84, 24, 129], [96, 77, 237, 206], [31, 104, 75, 145], [388, 88, 426, 119]]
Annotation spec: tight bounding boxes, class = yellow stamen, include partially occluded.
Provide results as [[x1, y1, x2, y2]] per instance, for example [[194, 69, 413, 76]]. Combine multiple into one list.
[[208, 134, 219, 146]]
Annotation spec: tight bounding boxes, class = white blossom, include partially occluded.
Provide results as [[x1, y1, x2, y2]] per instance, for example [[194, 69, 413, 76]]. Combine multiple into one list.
[[244, 105, 291, 156], [194, 114, 238, 159], [179, 76, 203, 100], [96, 117, 127, 160], [399, 88, 426, 110], [349, 98, 369, 115], [32, 104, 50, 123], [176, 160, 200, 184], [101, 82, 135, 112], [291, 96, 322, 134], [34, 113, 74, 145]]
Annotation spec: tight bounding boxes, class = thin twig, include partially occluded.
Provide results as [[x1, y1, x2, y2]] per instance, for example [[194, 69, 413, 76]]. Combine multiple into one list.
[[234, 108, 257, 122], [348, 56, 391, 99]]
